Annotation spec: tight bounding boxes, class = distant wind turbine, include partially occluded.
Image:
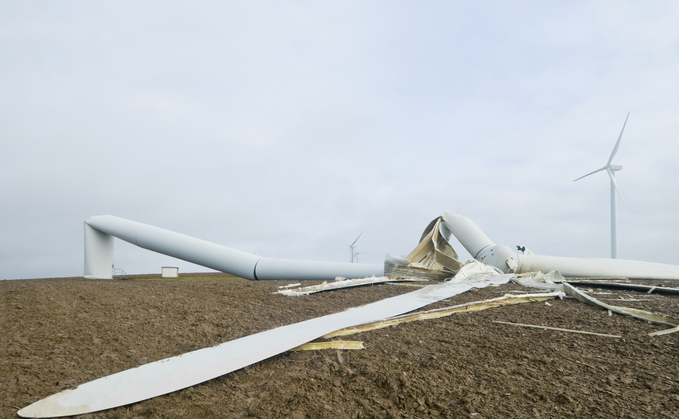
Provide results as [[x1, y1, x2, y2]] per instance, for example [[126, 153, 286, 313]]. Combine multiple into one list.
[[574, 112, 630, 259], [347, 233, 362, 263]]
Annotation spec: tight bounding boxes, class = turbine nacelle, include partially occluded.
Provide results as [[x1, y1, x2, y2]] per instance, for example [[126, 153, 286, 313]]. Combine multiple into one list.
[[475, 244, 518, 274]]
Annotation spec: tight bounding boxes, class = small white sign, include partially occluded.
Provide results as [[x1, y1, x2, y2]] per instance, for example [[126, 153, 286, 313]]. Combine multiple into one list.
[[161, 266, 179, 278]]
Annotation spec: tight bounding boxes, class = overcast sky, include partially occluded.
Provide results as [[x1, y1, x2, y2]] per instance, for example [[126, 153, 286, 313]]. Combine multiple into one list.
[[2, 1, 679, 280]]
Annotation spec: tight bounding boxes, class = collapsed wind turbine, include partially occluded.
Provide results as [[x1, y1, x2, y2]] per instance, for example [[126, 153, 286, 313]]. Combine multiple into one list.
[[19, 211, 679, 417], [574, 112, 630, 259]]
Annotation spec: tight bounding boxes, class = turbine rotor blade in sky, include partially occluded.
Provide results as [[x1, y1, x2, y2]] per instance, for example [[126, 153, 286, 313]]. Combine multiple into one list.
[[574, 166, 606, 182], [350, 232, 363, 247], [347, 232, 363, 263], [606, 166, 626, 206], [607, 111, 630, 166]]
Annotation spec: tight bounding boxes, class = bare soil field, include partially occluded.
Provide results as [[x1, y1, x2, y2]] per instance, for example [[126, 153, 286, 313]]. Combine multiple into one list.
[[2, 274, 679, 418]]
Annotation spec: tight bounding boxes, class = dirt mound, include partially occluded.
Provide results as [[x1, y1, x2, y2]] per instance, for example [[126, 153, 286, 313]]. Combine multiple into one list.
[[2, 275, 679, 418]]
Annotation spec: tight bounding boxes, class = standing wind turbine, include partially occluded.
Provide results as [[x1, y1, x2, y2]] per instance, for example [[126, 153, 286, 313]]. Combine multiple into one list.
[[574, 112, 630, 259], [347, 232, 363, 263]]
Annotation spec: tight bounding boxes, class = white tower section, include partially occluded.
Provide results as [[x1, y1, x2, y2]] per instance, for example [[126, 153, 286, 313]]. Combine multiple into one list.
[[441, 211, 679, 280], [83, 215, 384, 281], [84, 222, 114, 279]]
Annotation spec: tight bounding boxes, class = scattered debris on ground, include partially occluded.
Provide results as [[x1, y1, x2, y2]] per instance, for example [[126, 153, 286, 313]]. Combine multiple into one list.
[[3, 275, 679, 418], [276, 276, 427, 296]]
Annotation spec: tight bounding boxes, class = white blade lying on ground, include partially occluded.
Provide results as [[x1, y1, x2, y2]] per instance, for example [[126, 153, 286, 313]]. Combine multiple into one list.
[[19, 272, 512, 418]]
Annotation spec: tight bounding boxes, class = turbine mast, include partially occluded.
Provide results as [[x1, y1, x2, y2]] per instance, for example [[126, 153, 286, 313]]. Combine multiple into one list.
[[610, 171, 618, 259]]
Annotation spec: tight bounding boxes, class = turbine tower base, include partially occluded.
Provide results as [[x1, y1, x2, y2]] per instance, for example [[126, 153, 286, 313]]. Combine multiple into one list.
[[84, 222, 114, 279]]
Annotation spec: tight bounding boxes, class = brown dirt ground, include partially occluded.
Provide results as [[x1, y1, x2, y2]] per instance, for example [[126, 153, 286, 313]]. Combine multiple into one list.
[[2, 274, 679, 418]]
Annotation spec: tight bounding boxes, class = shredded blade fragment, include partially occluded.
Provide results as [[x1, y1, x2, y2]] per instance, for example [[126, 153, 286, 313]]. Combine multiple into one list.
[[324, 291, 561, 338], [567, 281, 679, 296], [512, 271, 565, 291], [649, 325, 679, 336], [492, 321, 621, 338], [276, 276, 427, 296], [291, 341, 364, 351], [385, 216, 464, 280], [563, 283, 679, 328]]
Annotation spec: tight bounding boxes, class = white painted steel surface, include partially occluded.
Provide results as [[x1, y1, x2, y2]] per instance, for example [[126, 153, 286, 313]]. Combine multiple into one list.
[[83, 222, 114, 279], [86, 215, 261, 279], [442, 211, 679, 280], [475, 244, 519, 274], [517, 254, 679, 280], [84, 215, 384, 280], [441, 212, 494, 258], [18, 272, 513, 418], [254, 257, 383, 281]]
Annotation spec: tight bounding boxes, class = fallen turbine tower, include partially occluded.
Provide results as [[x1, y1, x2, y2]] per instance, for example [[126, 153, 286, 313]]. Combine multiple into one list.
[[85, 212, 679, 281], [84, 215, 384, 281]]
